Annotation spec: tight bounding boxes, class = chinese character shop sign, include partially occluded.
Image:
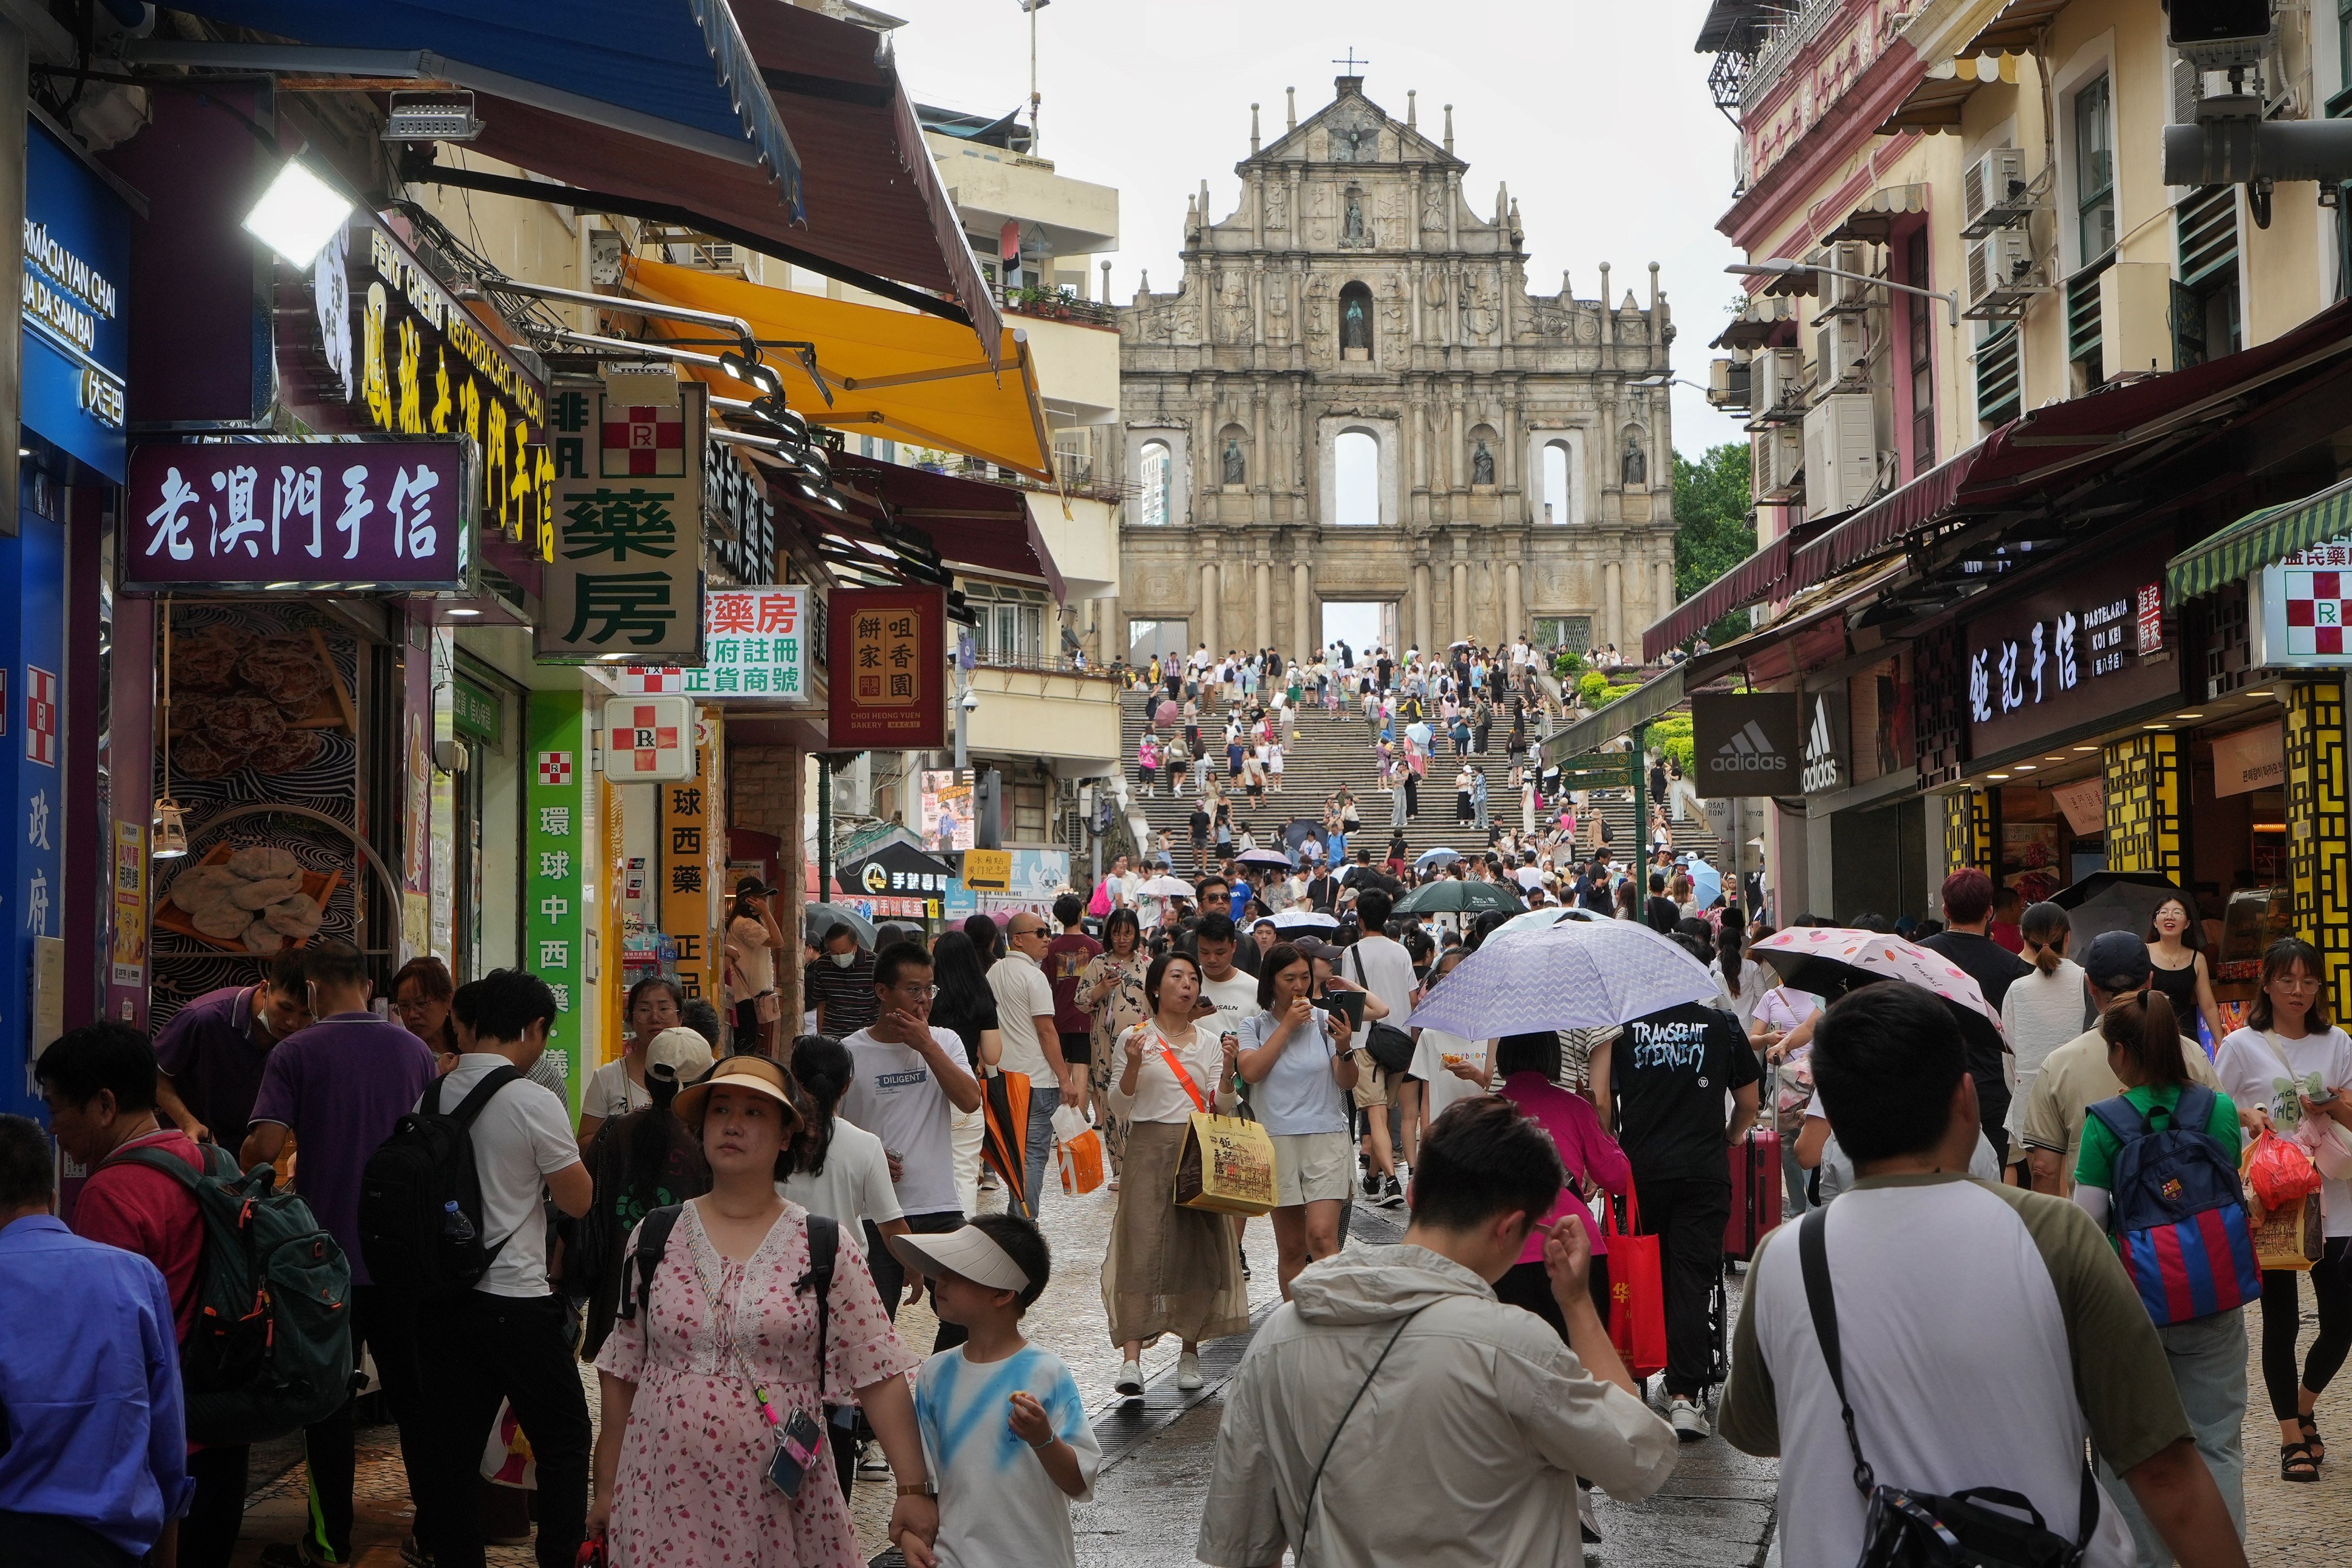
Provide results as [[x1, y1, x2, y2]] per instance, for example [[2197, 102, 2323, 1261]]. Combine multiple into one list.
[[536, 380, 706, 662], [828, 587, 945, 750], [121, 440, 472, 590], [21, 116, 131, 481], [616, 588, 809, 702], [2251, 538, 2352, 667], [1964, 555, 2181, 758]]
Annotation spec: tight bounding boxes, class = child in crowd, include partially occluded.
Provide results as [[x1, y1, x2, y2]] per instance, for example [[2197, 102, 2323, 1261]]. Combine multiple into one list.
[[891, 1215, 1101, 1568]]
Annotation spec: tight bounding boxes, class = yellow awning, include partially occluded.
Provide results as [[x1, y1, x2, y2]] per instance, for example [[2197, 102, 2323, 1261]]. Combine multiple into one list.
[[621, 256, 1054, 481], [1878, 51, 2019, 134]]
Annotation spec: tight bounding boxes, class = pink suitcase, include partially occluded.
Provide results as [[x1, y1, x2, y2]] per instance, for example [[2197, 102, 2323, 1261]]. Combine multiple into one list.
[[1725, 1125, 1782, 1261]]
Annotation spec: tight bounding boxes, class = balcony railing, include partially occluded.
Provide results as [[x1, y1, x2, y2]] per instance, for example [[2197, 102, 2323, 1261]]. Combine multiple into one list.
[[969, 647, 1117, 679], [926, 451, 1133, 506], [996, 283, 1119, 330]]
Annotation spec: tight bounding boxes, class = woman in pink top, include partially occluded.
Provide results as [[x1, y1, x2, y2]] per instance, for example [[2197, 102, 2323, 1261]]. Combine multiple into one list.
[[1489, 1032, 1629, 1343]]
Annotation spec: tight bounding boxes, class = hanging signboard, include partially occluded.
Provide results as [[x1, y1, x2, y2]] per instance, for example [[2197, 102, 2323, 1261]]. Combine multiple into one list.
[[1690, 692, 1803, 798], [2250, 539, 2352, 667], [1964, 554, 2179, 756], [706, 435, 777, 584], [827, 586, 946, 751], [316, 217, 553, 551], [659, 706, 723, 1004], [536, 379, 707, 663], [2211, 722, 2285, 798], [613, 586, 810, 701], [22, 114, 132, 484], [121, 439, 473, 591]]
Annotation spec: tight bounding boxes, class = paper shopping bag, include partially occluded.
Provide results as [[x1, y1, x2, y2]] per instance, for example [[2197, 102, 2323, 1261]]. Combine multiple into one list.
[[1052, 1103, 1106, 1195], [1175, 1111, 1277, 1216], [2245, 1138, 2325, 1272], [1604, 1181, 1667, 1380], [480, 1397, 536, 1488]]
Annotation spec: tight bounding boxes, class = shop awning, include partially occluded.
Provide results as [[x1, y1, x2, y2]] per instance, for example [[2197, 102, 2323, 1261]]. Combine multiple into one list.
[[1643, 533, 1792, 661], [1540, 665, 1687, 766], [1711, 293, 1801, 350], [155, 2, 794, 193], [821, 451, 1065, 601], [1965, 0, 2077, 56], [1695, 0, 1779, 53], [623, 255, 1051, 480], [1822, 184, 1928, 244], [2166, 476, 2352, 604], [1879, 51, 2019, 134], [1792, 442, 1988, 588], [414, 1, 1001, 345]]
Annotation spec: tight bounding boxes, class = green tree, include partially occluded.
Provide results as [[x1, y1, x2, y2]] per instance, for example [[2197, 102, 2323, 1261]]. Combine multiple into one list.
[[1673, 442, 1756, 647]]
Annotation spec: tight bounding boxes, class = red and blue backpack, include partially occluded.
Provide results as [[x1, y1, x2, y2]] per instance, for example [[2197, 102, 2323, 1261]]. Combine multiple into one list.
[[2086, 1083, 2262, 1324]]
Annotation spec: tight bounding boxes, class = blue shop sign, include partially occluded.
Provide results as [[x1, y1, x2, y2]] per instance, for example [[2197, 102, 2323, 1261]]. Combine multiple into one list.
[[22, 114, 132, 480]]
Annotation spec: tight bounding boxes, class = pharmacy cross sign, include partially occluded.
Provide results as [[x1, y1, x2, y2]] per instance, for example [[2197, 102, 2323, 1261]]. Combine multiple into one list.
[[2281, 566, 2352, 656], [601, 404, 684, 477], [537, 750, 572, 787], [609, 705, 683, 774]]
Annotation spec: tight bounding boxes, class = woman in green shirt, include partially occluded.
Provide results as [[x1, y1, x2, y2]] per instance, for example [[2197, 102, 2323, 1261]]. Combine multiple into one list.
[[2071, 987, 2258, 1532]]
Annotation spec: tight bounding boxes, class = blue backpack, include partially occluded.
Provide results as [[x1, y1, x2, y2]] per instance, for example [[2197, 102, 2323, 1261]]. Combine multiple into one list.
[[2086, 1084, 2262, 1326]]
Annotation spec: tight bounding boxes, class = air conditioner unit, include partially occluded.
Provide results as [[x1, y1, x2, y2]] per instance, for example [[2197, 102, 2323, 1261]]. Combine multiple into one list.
[[1708, 354, 1752, 411], [1803, 392, 1879, 513], [1963, 146, 2030, 229], [1814, 315, 1870, 389], [1756, 423, 1805, 496], [1824, 241, 1872, 309], [1967, 229, 2036, 306], [1754, 347, 1806, 417]]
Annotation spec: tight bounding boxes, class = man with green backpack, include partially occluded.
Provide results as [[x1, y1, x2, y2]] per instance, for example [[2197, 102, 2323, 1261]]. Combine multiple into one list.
[[41, 1022, 352, 1568]]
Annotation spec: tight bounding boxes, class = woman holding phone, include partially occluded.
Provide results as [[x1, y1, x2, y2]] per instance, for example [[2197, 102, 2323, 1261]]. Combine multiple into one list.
[[1235, 943, 1360, 1299]]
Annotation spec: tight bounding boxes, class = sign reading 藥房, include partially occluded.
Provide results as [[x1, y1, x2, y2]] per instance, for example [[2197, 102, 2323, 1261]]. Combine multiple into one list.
[[613, 587, 810, 702], [536, 379, 706, 663], [2250, 538, 2352, 667], [22, 115, 131, 483], [1690, 692, 1803, 798], [827, 586, 945, 751], [318, 218, 552, 552], [1964, 554, 2180, 756], [121, 440, 473, 591]]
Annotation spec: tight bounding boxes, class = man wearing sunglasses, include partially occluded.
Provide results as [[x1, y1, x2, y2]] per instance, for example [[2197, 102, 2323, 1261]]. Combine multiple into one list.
[[992, 915, 1076, 1219]]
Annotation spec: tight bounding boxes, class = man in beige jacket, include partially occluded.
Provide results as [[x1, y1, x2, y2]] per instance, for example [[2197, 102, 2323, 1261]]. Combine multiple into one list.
[[1198, 1098, 1678, 1567]]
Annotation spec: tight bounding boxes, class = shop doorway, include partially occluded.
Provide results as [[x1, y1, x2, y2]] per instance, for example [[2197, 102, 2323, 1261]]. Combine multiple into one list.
[[1320, 600, 1397, 659], [1830, 797, 1930, 922]]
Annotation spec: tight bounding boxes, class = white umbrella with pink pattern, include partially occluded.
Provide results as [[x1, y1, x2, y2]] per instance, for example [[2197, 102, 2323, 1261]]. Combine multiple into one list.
[[1749, 926, 2001, 1028]]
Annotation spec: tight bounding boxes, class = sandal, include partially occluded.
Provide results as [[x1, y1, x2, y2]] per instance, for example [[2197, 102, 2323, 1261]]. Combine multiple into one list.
[[2282, 1441, 2321, 1483], [2301, 1413, 2324, 1465]]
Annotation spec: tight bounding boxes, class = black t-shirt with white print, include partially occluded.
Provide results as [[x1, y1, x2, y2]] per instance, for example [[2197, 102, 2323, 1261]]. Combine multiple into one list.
[[1611, 1001, 1762, 1184]]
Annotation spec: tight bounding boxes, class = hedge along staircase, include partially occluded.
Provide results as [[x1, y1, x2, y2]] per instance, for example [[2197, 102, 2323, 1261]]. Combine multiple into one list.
[[1115, 688, 1720, 883]]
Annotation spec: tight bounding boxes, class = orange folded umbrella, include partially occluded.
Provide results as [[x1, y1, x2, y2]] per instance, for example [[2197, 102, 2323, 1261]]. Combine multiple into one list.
[[979, 1069, 1032, 1214]]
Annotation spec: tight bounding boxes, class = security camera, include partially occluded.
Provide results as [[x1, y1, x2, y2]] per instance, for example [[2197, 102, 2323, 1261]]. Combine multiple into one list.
[[959, 689, 980, 712]]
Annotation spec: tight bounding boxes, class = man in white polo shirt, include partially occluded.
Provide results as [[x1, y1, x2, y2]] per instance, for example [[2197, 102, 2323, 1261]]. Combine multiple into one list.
[[989, 914, 1069, 1219]]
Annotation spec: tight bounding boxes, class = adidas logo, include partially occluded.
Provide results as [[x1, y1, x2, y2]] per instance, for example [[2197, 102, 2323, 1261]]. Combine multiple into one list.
[[1802, 697, 1842, 793], [1708, 720, 1786, 774]]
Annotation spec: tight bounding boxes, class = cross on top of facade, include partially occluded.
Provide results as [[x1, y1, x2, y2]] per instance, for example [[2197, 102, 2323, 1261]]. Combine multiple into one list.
[[1333, 48, 1369, 75]]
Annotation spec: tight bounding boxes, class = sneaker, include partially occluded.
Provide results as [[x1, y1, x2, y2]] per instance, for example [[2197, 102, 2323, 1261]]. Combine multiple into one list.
[[857, 1438, 891, 1476], [1577, 1486, 1602, 1544], [1360, 1167, 1382, 1200], [1669, 1397, 1710, 1443], [1177, 1351, 1204, 1391], [1377, 1175, 1405, 1208], [1115, 1358, 1145, 1400], [1238, 1247, 1252, 1280]]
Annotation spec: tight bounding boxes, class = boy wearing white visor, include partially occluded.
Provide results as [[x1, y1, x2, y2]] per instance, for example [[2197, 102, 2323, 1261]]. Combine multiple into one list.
[[889, 1215, 1102, 1568]]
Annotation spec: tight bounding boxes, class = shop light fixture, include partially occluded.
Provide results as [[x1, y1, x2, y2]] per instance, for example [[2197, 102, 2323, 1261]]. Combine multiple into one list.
[[152, 798, 188, 860], [2044, 755, 2065, 762], [2072, 745, 2097, 752], [2245, 689, 2272, 697], [2014, 763, 2037, 771], [2174, 712, 2204, 720], [2143, 723, 2170, 729], [1987, 771, 2010, 779], [2253, 822, 2287, 833], [242, 156, 356, 267], [446, 607, 481, 617]]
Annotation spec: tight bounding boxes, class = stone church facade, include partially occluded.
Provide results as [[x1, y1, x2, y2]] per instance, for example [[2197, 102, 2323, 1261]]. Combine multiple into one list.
[[1110, 76, 1680, 665]]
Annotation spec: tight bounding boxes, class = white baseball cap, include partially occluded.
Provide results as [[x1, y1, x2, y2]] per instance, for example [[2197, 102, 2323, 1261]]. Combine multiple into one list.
[[646, 1026, 715, 1083], [886, 1224, 1031, 1293]]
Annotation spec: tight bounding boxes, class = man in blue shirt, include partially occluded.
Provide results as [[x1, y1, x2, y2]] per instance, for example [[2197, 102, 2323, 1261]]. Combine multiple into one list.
[[0, 1112, 192, 1565]]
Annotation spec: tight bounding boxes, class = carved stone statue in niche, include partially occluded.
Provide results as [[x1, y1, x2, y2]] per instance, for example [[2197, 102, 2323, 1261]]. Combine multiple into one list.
[[1422, 268, 1447, 308], [1223, 437, 1247, 486], [1381, 278, 1406, 347], [1342, 188, 1366, 248], [1219, 271, 1250, 342], [1265, 273, 1290, 339], [1327, 99, 1380, 163], [1422, 181, 1446, 231], [1265, 180, 1289, 230], [1460, 271, 1499, 341], [1621, 426, 1647, 486], [1304, 275, 1330, 343], [1472, 438, 1496, 486], [1341, 289, 1372, 354]]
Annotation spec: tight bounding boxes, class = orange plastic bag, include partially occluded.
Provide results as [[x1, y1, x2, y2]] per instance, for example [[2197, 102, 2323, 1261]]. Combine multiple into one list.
[[1052, 1104, 1106, 1196], [1604, 1180, 1667, 1381], [2247, 1128, 2323, 1211]]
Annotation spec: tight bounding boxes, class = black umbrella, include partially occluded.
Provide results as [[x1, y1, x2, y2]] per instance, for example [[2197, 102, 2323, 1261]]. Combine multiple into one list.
[[1393, 879, 1525, 917], [2050, 870, 2183, 945]]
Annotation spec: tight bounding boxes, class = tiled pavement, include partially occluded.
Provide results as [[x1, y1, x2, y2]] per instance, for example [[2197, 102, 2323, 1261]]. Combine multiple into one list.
[[230, 1181, 2349, 1566]]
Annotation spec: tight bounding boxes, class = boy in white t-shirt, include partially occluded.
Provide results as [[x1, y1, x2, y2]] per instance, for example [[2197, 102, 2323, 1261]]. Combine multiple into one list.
[[891, 1216, 1100, 1568]]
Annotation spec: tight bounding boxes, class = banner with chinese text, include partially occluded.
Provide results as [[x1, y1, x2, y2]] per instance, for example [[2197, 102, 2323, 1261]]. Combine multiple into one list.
[[661, 706, 724, 1006], [615, 586, 808, 701], [527, 690, 589, 1113], [537, 379, 706, 662], [827, 586, 945, 751]]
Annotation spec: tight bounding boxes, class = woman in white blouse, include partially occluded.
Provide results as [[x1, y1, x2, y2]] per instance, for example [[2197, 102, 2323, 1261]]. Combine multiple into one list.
[[1101, 951, 1249, 1402], [1999, 902, 2090, 1174]]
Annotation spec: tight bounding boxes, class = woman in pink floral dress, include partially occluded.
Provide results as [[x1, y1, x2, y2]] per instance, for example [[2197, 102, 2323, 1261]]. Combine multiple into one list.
[[589, 1056, 934, 1567]]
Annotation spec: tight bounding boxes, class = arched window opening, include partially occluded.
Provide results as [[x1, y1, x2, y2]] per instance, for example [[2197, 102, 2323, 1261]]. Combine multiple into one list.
[[1140, 441, 1171, 526], [1542, 441, 1571, 524], [1335, 430, 1378, 526]]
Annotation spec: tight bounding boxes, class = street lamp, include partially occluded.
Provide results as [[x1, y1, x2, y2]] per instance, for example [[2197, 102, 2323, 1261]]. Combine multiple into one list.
[[1628, 374, 1710, 392], [1728, 259, 1960, 327]]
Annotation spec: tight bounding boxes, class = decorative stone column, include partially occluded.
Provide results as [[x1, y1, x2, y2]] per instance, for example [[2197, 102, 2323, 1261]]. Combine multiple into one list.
[[1655, 558, 1676, 625], [1200, 561, 1220, 653], [1504, 560, 1523, 642], [1604, 560, 1623, 651], [1413, 561, 1433, 654], [1254, 559, 1273, 651], [1293, 562, 1313, 656], [1452, 558, 1470, 646]]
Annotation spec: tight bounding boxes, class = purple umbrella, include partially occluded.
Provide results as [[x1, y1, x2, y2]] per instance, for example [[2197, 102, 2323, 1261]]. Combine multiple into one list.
[[1404, 917, 1718, 1036]]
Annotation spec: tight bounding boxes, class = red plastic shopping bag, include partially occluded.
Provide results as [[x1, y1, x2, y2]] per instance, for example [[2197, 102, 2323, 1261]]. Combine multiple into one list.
[[1604, 1179, 1667, 1381], [2247, 1127, 2323, 1211]]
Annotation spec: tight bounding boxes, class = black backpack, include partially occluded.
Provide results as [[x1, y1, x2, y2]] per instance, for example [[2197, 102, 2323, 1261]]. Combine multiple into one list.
[[109, 1141, 353, 1445], [1345, 945, 1418, 1073], [357, 1066, 523, 1297], [620, 1204, 840, 1381]]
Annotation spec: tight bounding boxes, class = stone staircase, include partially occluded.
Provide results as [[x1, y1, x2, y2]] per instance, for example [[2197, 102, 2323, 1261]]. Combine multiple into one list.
[[1116, 689, 1719, 878]]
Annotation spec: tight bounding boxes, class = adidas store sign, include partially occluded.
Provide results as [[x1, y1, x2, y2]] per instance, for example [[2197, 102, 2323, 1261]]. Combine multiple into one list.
[[1801, 692, 1848, 794], [1689, 692, 1804, 797]]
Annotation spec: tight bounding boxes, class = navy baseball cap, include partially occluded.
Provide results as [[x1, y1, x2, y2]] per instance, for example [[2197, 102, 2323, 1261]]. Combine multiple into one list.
[[2081, 929, 2152, 993]]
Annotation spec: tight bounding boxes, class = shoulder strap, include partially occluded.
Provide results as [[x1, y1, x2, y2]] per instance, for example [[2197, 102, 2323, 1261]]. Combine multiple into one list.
[[2174, 1083, 2218, 1136], [1796, 1207, 1876, 1499], [620, 1203, 686, 1324], [107, 1138, 227, 1187], [796, 1213, 840, 1396], [425, 1063, 525, 1125], [2085, 1093, 2149, 1145], [1300, 1304, 1427, 1562]]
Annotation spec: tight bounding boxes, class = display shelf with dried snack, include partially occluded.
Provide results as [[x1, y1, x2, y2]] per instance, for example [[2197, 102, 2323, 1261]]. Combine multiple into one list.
[[165, 627, 355, 779], [155, 841, 344, 955]]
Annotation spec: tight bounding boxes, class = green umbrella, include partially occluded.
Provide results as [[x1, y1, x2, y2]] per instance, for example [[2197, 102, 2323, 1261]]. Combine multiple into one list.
[[1393, 879, 1525, 916]]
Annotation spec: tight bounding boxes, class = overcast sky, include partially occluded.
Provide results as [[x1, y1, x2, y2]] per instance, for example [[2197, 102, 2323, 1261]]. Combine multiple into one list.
[[879, 0, 1750, 458]]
